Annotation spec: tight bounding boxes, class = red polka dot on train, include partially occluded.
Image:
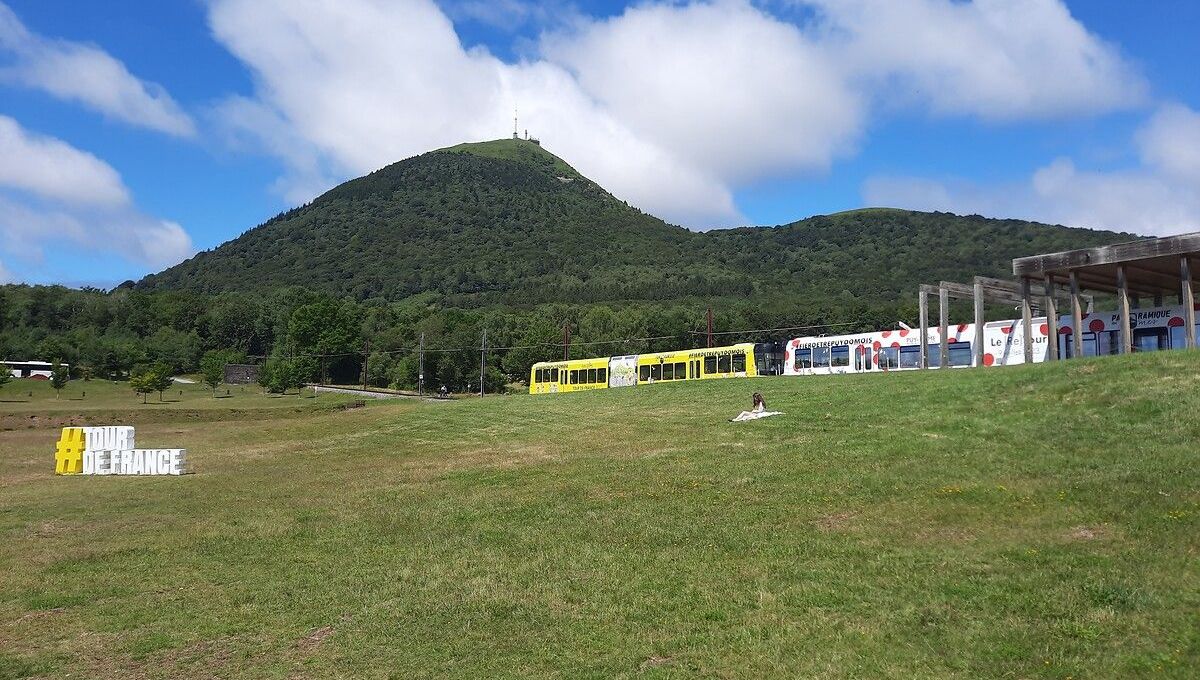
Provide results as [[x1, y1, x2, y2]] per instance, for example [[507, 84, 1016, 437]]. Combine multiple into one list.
[[948, 338, 957, 343], [1059, 326, 1073, 335], [890, 342, 901, 349], [1001, 326, 1012, 334], [1168, 316, 1185, 327], [1039, 323, 1048, 335], [958, 324, 968, 333], [873, 354, 880, 365], [983, 353, 995, 366], [899, 329, 909, 337], [1089, 319, 1105, 333], [872, 341, 881, 350], [881, 330, 891, 339]]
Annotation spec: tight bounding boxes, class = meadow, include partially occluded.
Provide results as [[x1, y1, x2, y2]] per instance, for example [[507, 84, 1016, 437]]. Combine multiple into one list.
[[1, 352, 1197, 678]]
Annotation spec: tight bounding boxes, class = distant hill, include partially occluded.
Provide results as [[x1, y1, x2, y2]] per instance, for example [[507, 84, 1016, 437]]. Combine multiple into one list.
[[138, 139, 1132, 305]]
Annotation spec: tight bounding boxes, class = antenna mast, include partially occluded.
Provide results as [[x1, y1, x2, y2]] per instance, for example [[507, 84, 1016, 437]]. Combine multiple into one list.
[[513, 107, 519, 139]]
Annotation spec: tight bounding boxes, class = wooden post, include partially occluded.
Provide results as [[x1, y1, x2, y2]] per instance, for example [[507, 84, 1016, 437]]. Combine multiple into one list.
[[418, 332, 425, 396], [918, 289, 929, 369], [1069, 270, 1084, 359], [1021, 277, 1034, 364], [1117, 265, 1132, 354], [1183, 257, 1196, 350], [1043, 275, 1058, 361], [973, 279, 985, 367], [480, 328, 487, 397], [938, 286, 949, 369]]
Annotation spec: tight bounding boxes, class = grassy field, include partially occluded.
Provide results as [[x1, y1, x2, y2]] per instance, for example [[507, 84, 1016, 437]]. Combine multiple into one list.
[[1, 352, 1197, 678]]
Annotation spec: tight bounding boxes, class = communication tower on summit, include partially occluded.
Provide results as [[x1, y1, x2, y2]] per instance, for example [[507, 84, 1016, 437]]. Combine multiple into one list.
[[513, 108, 519, 139]]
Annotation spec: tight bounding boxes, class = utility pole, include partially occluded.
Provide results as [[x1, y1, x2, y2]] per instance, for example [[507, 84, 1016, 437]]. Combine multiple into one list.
[[479, 328, 487, 398], [706, 307, 713, 348], [418, 332, 425, 396], [562, 321, 571, 361], [361, 338, 369, 389]]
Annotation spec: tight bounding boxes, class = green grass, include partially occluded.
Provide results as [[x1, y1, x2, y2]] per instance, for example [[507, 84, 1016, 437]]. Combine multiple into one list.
[[1, 352, 1198, 677], [0, 378, 365, 413]]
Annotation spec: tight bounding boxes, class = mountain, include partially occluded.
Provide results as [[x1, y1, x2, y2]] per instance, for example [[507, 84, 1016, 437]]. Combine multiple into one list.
[[138, 139, 1131, 305]]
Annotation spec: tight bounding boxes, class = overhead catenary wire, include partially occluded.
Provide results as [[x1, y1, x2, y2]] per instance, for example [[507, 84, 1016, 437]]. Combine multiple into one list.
[[241, 321, 873, 361]]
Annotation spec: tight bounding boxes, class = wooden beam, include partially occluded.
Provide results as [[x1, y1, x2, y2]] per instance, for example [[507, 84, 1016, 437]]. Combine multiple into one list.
[[1044, 274, 1058, 361], [918, 288, 929, 369], [1117, 265, 1132, 354], [1069, 270, 1163, 297], [1069, 270, 1084, 359], [1183, 257, 1196, 350], [1122, 262, 1188, 292], [939, 286, 949, 369], [1013, 231, 1200, 277], [1021, 277, 1034, 364], [973, 280, 985, 367]]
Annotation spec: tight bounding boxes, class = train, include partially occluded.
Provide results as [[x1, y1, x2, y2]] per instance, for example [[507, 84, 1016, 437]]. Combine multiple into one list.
[[529, 302, 1198, 393]]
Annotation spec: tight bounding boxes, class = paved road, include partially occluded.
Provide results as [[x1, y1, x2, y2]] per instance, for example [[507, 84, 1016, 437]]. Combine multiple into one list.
[[307, 385, 451, 401]]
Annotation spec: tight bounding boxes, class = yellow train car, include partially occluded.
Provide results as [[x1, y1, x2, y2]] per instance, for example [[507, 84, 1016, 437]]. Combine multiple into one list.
[[635, 343, 758, 384], [529, 356, 611, 395], [530, 343, 762, 394]]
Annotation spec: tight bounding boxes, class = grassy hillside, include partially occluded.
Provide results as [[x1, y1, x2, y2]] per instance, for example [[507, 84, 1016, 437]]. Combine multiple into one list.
[[2, 352, 1197, 678]]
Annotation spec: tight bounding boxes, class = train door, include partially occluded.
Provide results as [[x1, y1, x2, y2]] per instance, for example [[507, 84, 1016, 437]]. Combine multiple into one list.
[[691, 359, 701, 379]]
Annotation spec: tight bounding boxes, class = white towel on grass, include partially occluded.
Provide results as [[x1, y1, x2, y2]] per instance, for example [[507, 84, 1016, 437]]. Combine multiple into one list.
[[730, 410, 783, 422]]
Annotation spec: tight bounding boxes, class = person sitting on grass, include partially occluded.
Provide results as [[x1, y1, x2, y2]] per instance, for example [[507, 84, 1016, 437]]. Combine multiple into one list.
[[731, 392, 770, 422]]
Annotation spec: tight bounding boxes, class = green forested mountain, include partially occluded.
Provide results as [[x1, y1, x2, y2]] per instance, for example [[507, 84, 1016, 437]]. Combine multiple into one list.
[[137, 139, 1128, 306], [3, 139, 1136, 390]]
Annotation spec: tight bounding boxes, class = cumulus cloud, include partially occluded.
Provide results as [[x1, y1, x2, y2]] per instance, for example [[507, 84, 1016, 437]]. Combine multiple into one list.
[[206, 0, 1148, 228], [863, 105, 1200, 237], [0, 115, 129, 206], [0, 117, 193, 272], [808, 0, 1147, 119], [0, 1, 195, 137]]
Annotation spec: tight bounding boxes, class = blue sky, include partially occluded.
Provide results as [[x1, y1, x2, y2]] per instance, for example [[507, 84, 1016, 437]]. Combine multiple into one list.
[[1, 0, 1198, 288]]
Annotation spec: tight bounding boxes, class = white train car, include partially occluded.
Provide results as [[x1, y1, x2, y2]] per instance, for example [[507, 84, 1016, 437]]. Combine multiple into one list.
[[1054, 304, 1197, 357], [783, 316, 1056, 375]]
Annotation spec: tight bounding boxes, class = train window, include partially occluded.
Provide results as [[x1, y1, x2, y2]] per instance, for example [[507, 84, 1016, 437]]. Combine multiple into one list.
[[795, 349, 812, 369], [732, 353, 746, 373], [598, 368, 607, 384], [899, 346, 921, 369], [570, 370, 579, 384], [831, 346, 849, 367], [588, 368, 597, 383], [551, 368, 559, 382], [640, 365, 651, 381], [880, 347, 899, 369], [926, 345, 941, 368], [663, 363, 674, 380], [1134, 328, 1167, 352], [1169, 326, 1185, 350], [651, 363, 662, 381], [949, 344, 972, 367], [812, 347, 830, 368], [705, 356, 717, 373], [717, 354, 731, 373], [1096, 330, 1120, 355], [676, 362, 687, 379]]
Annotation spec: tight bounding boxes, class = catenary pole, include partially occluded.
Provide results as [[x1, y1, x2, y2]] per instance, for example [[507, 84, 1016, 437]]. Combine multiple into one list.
[[480, 328, 487, 398], [418, 332, 425, 395]]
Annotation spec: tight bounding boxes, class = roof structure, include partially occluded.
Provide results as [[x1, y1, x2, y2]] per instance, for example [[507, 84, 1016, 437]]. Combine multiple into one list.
[[1012, 231, 1199, 356]]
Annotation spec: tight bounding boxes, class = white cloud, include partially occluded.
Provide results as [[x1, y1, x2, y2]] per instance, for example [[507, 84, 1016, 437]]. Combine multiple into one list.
[[1137, 103, 1200, 184], [0, 116, 193, 274], [808, 0, 1147, 119], [207, 0, 1148, 228], [0, 1, 195, 137], [0, 115, 129, 206], [863, 106, 1200, 237], [543, 0, 862, 183]]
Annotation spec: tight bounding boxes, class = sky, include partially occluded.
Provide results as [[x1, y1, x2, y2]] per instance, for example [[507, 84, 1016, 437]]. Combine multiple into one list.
[[0, 0, 1198, 288]]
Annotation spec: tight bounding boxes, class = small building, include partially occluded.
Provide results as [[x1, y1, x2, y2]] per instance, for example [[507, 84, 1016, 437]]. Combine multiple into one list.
[[224, 363, 260, 385], [4, 360, 68, 379]]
